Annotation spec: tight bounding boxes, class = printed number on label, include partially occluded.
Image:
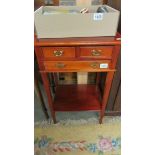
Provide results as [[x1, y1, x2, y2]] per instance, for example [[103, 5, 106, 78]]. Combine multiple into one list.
[[94, 13, 103, 21], [100, 63, 108, 68]]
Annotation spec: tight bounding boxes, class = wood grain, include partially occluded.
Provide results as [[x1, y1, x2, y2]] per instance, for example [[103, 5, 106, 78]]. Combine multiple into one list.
[[43, 60, 111, 72], [42, 47, 76, 59], [34, 33, 121, 123], [79, 46, 113, 59], [111, 45, 121, 69], [54, 85, 101, 111], [34, 35, 121, 47]]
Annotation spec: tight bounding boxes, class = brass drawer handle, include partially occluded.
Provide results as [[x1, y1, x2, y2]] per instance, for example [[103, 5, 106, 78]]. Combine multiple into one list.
[[90, 62, 98, 68], [55, 63, 65, 68], [53, 50, 63, 56], [91, 50, 102, 56]]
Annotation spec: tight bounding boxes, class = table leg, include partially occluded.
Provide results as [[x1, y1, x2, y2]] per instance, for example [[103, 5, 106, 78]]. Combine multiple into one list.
[[40, 72, 56, 123], [34, 77, 49, 119], [99, 71, 115, 124]]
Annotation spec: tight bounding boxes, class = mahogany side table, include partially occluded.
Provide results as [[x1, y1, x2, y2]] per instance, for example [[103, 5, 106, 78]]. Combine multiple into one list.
[[34, 34, 121, 123]]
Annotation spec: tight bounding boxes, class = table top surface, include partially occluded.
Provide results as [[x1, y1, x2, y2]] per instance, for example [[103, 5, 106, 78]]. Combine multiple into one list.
[[34, 33, 121, 46]]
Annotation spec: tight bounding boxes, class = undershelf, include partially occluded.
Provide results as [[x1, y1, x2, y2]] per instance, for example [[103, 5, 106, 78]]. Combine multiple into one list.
[[53, 84, 101, 111]]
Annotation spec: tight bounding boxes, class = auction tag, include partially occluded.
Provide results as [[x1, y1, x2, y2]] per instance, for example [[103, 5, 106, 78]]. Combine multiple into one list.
[[93, 13, 103, 21], [100, 63, 108, 68]]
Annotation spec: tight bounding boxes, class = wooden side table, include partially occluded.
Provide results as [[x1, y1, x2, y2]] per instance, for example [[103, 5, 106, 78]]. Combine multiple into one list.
[[34, 34, 121, 123]]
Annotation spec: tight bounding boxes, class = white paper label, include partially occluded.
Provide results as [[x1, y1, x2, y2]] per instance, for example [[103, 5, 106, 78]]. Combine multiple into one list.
[[100, 63, 108, 68], [93, 13, 103, 21]]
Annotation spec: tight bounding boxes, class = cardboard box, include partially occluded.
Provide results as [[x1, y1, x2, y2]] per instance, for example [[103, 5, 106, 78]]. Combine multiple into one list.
[[34, 5, 120, 38]]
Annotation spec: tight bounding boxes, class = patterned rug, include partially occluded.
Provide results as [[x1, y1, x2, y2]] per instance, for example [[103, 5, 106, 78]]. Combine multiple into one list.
[[34, 117, 121, 155]]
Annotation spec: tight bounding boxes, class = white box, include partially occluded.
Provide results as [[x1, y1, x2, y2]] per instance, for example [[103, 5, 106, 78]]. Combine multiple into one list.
[[34, 5, 120, 38]]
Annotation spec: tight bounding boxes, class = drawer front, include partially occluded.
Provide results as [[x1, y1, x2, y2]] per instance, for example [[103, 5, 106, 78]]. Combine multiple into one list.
[[42, 47, 75, 59], [80, 46, 113, 59], [44, 61, 111, 72]]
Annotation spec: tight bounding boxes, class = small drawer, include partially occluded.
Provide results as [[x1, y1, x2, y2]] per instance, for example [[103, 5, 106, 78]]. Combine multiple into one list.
[[44, 60, 111, 72], [80, 46, 113, 59], [42, 47, 75, 59]]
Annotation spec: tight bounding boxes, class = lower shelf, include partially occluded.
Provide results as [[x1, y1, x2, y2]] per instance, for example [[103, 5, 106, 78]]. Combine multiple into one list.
[[53, 85, 101, 111]]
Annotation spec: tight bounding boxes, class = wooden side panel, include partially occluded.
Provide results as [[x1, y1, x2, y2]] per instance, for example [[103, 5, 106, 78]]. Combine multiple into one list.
[[34, 47, 45, 71], [111, 45, 121, 69]]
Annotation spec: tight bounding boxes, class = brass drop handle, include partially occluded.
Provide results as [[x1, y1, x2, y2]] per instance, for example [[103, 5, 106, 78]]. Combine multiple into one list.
[[90, 62, 98, 68], [91, 50, 102, 56], [53, 50, 63, 56], [55, 63, 65, 68]]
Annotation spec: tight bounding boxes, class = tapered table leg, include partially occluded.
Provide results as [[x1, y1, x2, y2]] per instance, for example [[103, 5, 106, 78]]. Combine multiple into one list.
[[40, 72, 56, 123], [99, 71, 115, 124], [34, 77, 49, 119]]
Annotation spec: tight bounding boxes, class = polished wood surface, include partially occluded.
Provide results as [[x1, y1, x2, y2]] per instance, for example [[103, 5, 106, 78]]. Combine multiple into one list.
[[42, 47, 76, 59], [34, 34, 121, 47], [54, 85, 101, 111], [34, 34, 121, 123], [79, 46, 113, 59], [43, 60, 111, 72]]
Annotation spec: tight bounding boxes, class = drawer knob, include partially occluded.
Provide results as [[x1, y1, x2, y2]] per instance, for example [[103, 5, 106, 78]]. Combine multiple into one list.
[[53, 50, 63, 56], [55, 63, 65, 68], [91, 50, 102, 56], [90, 62, 98, 68]]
